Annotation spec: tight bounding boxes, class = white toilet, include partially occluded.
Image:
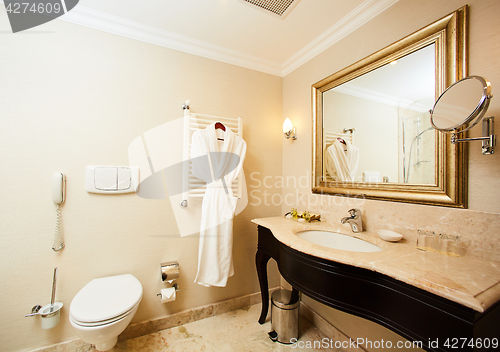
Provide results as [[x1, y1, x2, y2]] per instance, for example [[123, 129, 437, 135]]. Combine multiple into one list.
[[69, 274, 143, 351]]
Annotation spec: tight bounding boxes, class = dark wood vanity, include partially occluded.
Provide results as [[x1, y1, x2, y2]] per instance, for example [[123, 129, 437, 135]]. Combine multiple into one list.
[[256, 225, 500, 352]]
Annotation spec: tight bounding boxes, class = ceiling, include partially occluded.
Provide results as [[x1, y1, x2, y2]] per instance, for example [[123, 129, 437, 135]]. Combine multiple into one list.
[[60, 0, 399, 76]]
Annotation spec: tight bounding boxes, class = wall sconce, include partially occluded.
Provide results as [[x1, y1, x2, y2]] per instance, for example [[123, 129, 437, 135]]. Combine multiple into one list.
[[283, 118, 297, 140]]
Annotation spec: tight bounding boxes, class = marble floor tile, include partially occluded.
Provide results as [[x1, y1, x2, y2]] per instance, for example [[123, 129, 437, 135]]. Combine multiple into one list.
[[84, 304, 344, 352]]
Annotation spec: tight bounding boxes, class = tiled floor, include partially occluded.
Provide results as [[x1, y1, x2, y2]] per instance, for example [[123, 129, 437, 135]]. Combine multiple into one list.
[[81, 304, 344, 352]]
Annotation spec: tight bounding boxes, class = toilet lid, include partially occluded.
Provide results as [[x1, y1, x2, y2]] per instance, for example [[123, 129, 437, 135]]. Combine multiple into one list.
[[70, 274, 143, 323]]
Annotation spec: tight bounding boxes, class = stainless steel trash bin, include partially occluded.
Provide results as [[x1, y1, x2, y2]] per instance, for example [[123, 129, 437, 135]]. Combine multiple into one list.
[[268, 289, 299, 344]]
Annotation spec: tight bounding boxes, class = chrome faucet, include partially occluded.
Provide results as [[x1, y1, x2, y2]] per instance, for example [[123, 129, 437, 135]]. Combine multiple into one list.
[[341, 208, 363, 233]]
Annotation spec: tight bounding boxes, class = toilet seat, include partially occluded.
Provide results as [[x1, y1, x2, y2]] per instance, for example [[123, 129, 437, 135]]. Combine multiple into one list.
[[70, 304, 139, 327], [70, 274, 143, 325]]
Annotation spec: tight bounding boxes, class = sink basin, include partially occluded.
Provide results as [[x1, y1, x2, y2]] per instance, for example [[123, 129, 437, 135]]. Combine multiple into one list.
[[296, 230, 382, 252]]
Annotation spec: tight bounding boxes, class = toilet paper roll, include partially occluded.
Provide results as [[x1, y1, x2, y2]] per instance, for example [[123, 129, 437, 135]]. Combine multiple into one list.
[[160, 287, 176, 303]]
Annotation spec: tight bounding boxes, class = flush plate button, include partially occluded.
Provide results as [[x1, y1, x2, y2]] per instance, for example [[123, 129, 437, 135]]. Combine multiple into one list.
[[94, 167, 118, 191], [86, 166, 139, 194], [117, 167, 131, 190]]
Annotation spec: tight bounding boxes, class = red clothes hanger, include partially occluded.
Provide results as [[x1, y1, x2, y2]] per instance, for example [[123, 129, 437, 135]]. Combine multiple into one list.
[[215, 122, 226, 131], [215, 122, 226, 141]]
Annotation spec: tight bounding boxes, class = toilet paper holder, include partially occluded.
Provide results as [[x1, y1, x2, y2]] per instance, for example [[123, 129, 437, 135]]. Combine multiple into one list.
[[156, 283, 180, 297], [158, 262, 180, 299], [160, 261, 179, 283]]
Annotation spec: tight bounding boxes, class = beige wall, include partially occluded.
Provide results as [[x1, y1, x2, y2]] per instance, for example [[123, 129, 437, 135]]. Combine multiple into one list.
[[0, 10, 283, 352], [282, 0, 500, 350]]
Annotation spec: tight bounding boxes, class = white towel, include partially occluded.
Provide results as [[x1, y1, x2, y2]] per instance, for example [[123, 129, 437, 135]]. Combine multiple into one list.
[[363, 171, 380, 183]]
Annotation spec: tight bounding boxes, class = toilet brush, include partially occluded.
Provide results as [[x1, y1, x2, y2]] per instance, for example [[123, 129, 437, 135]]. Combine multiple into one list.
[[50, 268, 57, 313]]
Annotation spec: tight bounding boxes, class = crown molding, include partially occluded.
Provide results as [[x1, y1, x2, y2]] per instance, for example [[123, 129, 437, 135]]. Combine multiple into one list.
[[1, 0, 397, 77], [281, 0, 399, 76], [334, 84, 430, 112]]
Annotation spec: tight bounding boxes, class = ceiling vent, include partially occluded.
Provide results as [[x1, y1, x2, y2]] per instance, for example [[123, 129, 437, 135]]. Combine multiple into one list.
[[237, 0, 302, 19]]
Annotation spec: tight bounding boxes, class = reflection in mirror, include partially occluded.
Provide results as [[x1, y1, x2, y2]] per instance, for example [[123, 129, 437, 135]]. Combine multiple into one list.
[[323, 44, 436, 184]]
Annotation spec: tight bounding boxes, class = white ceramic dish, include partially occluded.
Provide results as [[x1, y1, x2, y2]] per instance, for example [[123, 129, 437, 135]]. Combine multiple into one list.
[[377, 229, 403, 242]]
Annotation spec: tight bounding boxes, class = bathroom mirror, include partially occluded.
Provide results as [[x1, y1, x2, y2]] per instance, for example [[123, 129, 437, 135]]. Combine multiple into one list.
[[312, 7, 468, 208]]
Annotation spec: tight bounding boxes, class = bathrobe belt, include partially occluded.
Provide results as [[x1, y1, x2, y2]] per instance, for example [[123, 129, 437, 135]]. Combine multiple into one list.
[[206, 179, 236, 219], [207, 179, 228, 189]]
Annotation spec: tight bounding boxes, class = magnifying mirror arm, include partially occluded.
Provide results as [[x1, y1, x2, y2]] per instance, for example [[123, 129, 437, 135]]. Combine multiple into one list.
[[450, 116, 495, 155]]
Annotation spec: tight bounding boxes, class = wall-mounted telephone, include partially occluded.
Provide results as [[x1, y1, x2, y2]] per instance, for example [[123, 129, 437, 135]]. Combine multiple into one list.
[[52, 173, 66, 251], [52, 173, 66, 204]]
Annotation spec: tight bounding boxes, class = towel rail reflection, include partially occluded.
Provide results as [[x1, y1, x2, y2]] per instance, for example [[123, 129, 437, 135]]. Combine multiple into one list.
[[324, 130, 354, 146], [180, 100, 243, 208]]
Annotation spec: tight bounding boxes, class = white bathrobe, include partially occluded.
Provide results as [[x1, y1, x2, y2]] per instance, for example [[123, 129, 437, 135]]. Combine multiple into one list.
[[325, 139, 359, 182], [190, 123, 246, 287]]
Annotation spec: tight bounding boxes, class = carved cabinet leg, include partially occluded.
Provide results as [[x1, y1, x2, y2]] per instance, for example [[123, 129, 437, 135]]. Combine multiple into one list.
[[256, 249, 271, 324]]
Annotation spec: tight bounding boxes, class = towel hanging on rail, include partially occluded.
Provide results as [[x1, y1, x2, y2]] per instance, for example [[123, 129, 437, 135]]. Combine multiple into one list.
[[191, 122, 247, 287]]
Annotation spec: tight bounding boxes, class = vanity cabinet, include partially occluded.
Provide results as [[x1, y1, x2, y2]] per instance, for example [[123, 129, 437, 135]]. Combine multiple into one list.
[[256, 226, 500, 352]]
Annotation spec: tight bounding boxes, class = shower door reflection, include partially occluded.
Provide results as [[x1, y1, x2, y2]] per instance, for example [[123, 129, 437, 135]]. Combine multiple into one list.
[[400, 110, 435, 184]]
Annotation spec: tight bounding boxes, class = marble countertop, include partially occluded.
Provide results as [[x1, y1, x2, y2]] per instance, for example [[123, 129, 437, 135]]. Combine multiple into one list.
[[251, 217, 500, 313]]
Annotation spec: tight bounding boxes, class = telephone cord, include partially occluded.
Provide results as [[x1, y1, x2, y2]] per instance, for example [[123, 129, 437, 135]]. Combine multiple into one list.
[[52, 204, 65, 251]]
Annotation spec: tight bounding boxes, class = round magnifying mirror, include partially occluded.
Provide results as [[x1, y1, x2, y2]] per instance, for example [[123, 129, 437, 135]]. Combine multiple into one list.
[[430, 76, 492, 133]]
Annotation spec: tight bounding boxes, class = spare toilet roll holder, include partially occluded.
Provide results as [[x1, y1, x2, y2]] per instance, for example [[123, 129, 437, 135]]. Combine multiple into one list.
[[157, 262, 180, 299]]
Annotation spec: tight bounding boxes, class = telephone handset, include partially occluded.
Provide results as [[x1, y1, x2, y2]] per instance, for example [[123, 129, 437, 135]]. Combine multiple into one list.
[[52, 173, 66, 204], [52, 173, 66, 251]]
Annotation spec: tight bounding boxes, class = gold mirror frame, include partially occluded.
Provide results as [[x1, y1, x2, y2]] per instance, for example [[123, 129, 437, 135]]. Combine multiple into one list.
[[312, 6, 468, 208]]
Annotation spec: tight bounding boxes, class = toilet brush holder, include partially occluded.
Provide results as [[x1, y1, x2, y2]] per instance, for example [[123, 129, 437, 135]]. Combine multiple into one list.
[[40, 302, 63, 329], [25, 302, 64, 329], [25, 267, 63, 329]]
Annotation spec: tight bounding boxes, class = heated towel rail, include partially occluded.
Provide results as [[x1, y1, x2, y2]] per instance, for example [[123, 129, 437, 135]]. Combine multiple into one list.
[[324, 129, 353, 146], [180, 100, 243, 208]]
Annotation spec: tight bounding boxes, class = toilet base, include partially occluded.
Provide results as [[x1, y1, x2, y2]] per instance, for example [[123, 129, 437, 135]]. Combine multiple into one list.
[[94, 336, 118, 351], [70, 304, 139, 352]]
